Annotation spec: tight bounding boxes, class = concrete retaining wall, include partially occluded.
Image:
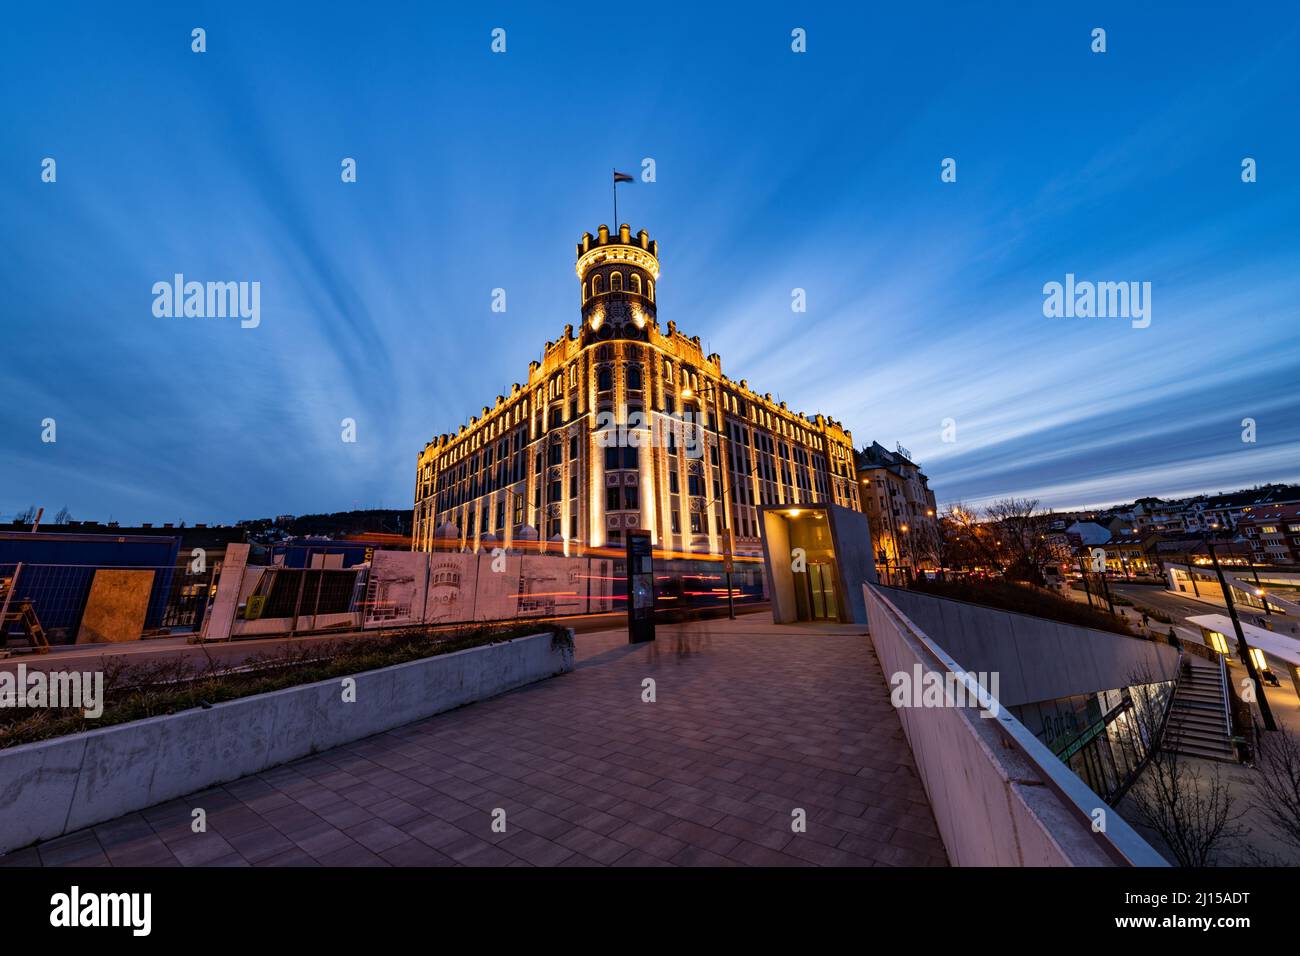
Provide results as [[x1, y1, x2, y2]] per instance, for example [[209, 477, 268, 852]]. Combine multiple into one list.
[[0, 630, 573, 855], [878, 586, 1179, 706], [864, 585, 1166, 866]]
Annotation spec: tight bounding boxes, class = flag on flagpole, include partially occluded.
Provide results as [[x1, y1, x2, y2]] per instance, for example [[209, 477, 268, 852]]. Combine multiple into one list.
[[612, 170, 634, 225]]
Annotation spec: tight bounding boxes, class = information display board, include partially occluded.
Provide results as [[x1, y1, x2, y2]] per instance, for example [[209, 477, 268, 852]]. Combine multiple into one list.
[[626, 530, 656, 643]]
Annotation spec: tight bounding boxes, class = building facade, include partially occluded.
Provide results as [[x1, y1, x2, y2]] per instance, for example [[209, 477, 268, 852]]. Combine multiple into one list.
[[412, 224, 860, 558], [1241, 505, 1300, 566], [853, 441, 938, 580]]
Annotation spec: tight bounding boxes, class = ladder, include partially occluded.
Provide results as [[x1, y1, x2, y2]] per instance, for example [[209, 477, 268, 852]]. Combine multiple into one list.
[[1, 590, 50, 654]]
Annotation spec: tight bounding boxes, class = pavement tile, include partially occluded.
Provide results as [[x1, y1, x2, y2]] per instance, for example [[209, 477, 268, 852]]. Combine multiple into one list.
[[344, 818, 411, 854], [14, 617, 944, 868], [380, 839, 457, 867]]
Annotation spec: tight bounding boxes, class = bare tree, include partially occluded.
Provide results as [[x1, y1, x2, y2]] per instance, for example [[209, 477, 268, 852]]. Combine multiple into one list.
[[1251, 726, 1300, 855], [946, 502, 1005, 574], [908, 515, 946, 574], [984, 497, 1057, 585]]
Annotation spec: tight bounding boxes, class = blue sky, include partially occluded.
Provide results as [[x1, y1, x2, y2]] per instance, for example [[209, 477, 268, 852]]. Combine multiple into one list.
[[2, 2, 1298, 524]]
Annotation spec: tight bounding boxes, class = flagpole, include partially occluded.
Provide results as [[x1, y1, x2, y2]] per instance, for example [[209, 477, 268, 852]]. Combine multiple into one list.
[[612, 168, 618, 228]]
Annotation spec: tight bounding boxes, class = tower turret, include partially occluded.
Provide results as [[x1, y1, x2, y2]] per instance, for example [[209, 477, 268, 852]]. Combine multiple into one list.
[[576, 224, 659, 338]]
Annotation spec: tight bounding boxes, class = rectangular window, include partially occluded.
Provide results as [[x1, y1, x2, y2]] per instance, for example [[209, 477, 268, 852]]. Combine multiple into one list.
[[671, 511, 681, 533], [690, 512, 701, 533], [669, 472, 679, 494], [624, 487, 639, 510], [605, 446, 620, 470], [607, 488, 621, 512], [570, 475, 578, 499]]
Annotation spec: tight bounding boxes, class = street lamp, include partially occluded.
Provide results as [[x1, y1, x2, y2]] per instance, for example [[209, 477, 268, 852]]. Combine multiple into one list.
[[1251, 563, 1272, 617], [899, 523, 913, 584], [681, 383, 735, 619]]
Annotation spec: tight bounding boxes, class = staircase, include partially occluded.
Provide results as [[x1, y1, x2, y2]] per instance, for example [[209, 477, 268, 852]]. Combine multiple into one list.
[[1163, 655, 1235, 762]]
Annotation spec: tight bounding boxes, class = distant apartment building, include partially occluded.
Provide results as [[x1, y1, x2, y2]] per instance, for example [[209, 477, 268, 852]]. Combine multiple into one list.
[[1241, 504, 1300, 565], [854, 441, 938, 580], [1126, 498, 1189, 533], [1170, 484, 1300, 532], [1097, 536, 1156, 575], [1092, 485, 1300, 544]]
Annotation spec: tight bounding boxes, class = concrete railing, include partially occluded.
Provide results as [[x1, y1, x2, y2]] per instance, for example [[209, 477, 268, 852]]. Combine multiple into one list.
[[0, 630, 574, 855], [864, 585, 1167, 867], [876, 585, 1179, 706]]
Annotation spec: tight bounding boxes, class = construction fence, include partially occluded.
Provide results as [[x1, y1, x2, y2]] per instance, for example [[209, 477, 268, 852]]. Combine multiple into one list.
[[202, 545, 768, 641]]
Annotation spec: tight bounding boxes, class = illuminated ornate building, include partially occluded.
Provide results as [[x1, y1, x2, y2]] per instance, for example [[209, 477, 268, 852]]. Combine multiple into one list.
[[412, 224, 861, 557]]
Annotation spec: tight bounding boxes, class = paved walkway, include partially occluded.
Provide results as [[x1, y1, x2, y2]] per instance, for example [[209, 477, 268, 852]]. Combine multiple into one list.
[[3, 615, 946, 867]]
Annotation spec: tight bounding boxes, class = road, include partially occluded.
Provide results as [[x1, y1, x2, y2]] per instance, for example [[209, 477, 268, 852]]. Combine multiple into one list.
[[1108, 581, 1298, 638]]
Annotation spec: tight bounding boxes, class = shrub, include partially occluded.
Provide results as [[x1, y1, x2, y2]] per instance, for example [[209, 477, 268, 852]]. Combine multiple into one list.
[[907, 578, 1137, 636], [0, 621, 567, 750]]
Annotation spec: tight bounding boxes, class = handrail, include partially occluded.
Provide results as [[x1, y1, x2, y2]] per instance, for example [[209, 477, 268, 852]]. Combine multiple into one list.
[[1217, 652, 1233, 741]]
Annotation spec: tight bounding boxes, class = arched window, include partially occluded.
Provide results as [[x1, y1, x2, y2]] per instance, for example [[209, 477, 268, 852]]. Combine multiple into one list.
[[592, 275, 604, 295], [627, 364, 642, 391], [597, 367, 613, 391], [582, 281, 589, 303], [647, 280, 655, 302], [631, 274, 642, 295], [611, 272, 623, 292]]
